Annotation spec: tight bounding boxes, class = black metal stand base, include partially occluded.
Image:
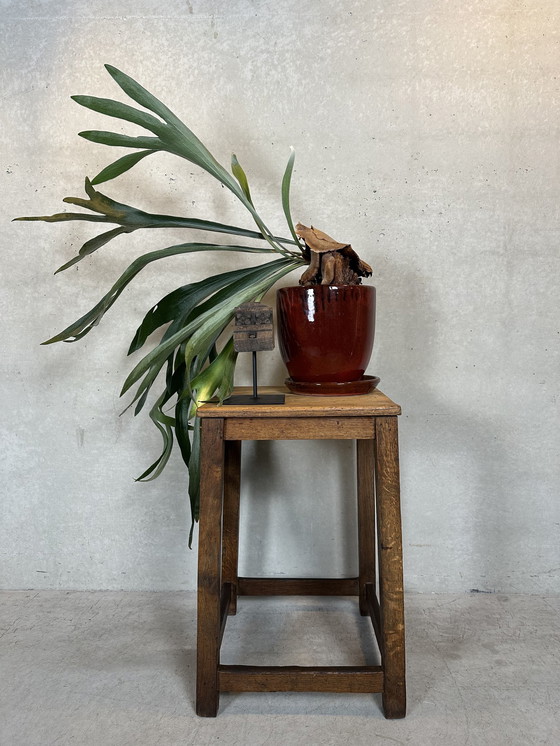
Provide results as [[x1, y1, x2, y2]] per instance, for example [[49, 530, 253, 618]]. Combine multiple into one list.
[[223, 394, 285, 406], [222, 351, 285, 406]]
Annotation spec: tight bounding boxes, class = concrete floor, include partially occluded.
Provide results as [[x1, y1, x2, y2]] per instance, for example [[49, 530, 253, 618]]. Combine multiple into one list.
[[1, 591, 559, 745]]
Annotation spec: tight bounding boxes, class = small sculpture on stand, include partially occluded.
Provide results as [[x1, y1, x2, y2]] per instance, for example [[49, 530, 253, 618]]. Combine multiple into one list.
[[223, 302, 285, 405]]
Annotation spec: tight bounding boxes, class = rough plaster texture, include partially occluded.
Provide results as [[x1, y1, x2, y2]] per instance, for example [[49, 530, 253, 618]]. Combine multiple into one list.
[[1, 0, 559, 592]]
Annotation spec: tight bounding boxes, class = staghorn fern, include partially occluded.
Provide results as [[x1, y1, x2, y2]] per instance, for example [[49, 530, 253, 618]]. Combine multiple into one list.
[[16, 65, 308, 543]]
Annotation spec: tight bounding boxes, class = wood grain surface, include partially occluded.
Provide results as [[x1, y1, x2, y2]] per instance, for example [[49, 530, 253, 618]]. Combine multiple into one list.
[[198, 387, 401, 418], [357, 438, 376, 616], [195, 390, 405, 719], [374, 416, 406, 719], [221, 440, 241, 614], [224, 416, 375, 440], [196, 418, 225, 717], [218, 665, 384, 693], [237, 577, 359, 596]]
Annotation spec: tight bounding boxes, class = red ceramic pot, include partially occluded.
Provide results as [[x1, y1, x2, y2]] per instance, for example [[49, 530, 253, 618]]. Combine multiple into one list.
[[276, 285, 377, 394]]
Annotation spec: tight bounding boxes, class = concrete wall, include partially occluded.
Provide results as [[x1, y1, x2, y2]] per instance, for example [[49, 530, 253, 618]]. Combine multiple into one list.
[[2, 0, 558, 592]]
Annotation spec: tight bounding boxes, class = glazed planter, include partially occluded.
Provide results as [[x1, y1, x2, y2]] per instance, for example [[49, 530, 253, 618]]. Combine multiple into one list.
[[276, 285, 379, 395]]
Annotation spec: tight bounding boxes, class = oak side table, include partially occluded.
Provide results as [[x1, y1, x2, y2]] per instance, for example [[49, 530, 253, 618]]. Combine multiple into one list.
[[196, 386, 406, 718]]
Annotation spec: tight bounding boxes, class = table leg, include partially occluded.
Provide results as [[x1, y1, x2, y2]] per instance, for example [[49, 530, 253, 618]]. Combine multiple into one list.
[[196, 418, 225, 717], [374, 416, 406, 719], [222, 440, 241, 614], [357, 438, 376, 616]]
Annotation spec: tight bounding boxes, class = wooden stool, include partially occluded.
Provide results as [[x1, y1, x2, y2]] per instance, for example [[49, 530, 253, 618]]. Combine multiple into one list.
[[196, 387, 406, 718]]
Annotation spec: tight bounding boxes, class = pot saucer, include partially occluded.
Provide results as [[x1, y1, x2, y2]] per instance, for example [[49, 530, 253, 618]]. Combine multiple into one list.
[[284, 375, 380, 396]]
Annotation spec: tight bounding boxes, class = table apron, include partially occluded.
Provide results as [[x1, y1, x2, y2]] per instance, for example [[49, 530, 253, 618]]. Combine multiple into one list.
[[223, 416, 375, 440]]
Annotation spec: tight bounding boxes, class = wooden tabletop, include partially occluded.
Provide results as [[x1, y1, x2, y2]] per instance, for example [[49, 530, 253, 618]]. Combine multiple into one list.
[[197, 386, 401, 418]]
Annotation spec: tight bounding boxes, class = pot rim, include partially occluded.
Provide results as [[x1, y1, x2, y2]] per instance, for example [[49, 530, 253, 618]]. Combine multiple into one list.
[[277, 284, 375, 293]]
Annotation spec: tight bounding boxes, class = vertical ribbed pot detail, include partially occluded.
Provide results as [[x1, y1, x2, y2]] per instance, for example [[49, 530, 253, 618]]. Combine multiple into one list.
[[276, 285, 378, 395]]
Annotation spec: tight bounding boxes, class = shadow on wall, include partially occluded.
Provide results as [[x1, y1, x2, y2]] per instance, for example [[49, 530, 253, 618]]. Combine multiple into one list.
[[381, 260, 517, 592], [234, 262, 515, 593]]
